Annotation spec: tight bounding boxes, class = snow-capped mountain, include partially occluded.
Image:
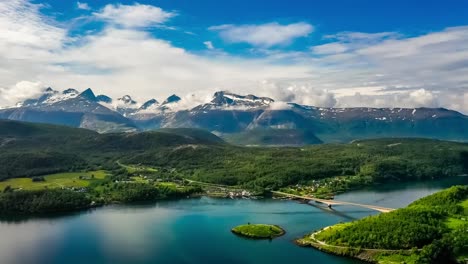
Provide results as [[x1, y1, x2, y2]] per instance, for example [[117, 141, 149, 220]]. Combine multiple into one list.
[[113, 95, 139, 116], [19, 87, 80, 107], [194, 91, 274, 111], [96, 95, 112, 104], [0, 88, 137, 133], [1, 87, 467, 143], [130, 95, 181, 117], [162, 94, 181, 105]]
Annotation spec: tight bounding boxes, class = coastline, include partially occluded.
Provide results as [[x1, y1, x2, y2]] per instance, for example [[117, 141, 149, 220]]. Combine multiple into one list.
[[295, 226, 415, 263]]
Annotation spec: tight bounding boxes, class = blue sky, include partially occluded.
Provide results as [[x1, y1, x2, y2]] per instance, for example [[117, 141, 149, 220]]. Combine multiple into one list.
[[1, 0, 468, 113], [42, 0, 468, 54]]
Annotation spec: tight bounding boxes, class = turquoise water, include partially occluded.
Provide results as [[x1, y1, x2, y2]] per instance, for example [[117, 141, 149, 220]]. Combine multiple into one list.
[[0, 177, 466, 264]]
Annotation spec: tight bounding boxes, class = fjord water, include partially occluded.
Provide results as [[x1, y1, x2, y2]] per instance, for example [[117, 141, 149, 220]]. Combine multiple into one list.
[[1, 177, 466, 264]]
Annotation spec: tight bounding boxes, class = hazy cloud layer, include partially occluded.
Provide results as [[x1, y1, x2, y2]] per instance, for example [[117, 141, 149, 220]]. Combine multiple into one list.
[[0, 1, 467, 114]]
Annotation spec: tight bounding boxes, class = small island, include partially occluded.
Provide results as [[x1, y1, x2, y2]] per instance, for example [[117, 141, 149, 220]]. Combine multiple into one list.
[[231, 224, 285, 239]]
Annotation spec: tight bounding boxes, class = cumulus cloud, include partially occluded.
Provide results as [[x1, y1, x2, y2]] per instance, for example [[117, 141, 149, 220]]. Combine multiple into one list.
[[93, 3, 175, 28], [209, 22, 313, 47], [259, 81, 337, 107], [0, 81, 45, 104], [77, 1, 91, 10], [268, 101, 292, 110], [308, 27, 468, 113], [407, 89, 438, 107], [0, 1, 467, 115], [337, 90, 440, 109]]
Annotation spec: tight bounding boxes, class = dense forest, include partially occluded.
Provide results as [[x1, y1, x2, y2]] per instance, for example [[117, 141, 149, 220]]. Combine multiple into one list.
[[1, 120, 467, 192], [1, 120, 468, 216], [312, 186, 468, 264], [0, 189, 91, 214], [0, 178, 202, 214]]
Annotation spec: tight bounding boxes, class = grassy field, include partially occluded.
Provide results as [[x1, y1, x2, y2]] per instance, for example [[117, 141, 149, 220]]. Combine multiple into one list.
[[460, 199, 468, 215], [231, 224, 285, 239], [374, 253, 419, 264], [130, 176, 150, 184], [0, 171, 108, 191], [117, 162, 158, 173], [314, 223, 352, 242], [446, 198, 468, 229], [446, 217, 466, 229]]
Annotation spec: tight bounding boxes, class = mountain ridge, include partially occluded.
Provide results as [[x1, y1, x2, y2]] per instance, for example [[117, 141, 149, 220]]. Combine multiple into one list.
[[1, 87, 467, 144]]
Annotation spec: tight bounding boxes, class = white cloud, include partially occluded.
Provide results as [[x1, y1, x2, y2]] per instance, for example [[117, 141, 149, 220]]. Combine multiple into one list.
[[93, 3, 175, 28], [407, 89, 438, 107], [268, 101, 292, 110], [0, 1, 467, 115], [0, 0, 66, 49], [307, 27, 468, 113], [203, 41, 214, 50], [77, 1, 90, 10], [311, 43, 348, 55], [325, 31, 399, 42], [209, 22, 313, 47], [0, 81, 45, 104], [258, 81, 337, 107]]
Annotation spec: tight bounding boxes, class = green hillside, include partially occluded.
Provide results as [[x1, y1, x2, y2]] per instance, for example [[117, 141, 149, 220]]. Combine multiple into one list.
[[222, 128, 323, 146], [298, 186, 468, 263], [1, 120, 467, 192]]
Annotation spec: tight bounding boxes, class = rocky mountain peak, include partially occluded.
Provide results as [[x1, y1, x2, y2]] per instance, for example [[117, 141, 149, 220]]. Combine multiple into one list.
[[63, 88, 79, 95], [79, 88, 97, 101], [140, 99, 159, 110], [44, 87, 55, 93], [118, 95, 137, 105], [162, 94, 181, 105], [210, 91, 274, 108], [96, 95, 112, 104]]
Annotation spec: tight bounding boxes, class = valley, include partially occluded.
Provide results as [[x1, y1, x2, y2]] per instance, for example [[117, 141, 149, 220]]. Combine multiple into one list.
[[0, 119, 467, 215], [0, 120, 467, 263]]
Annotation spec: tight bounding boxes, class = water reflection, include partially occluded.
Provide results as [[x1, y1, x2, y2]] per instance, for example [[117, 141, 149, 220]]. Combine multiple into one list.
[[0, 177, 465, 264]]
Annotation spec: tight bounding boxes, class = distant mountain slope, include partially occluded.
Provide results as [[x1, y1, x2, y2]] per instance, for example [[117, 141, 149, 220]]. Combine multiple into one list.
[[222, 129, 322, 146], [1, 120, 467, 192], [1, 88, 468, 143], [0, 120, 224, 179], [0, 88, 137, 133]]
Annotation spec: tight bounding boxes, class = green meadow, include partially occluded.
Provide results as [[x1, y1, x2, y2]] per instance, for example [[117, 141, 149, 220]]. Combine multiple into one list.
[[0, 170, 108, 191]]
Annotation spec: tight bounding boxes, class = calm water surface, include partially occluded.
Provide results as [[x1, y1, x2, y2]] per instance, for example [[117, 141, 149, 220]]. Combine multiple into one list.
[[1, 177, 466, 264]]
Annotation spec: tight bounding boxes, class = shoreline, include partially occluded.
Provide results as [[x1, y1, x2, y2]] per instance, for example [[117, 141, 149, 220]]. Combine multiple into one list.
[[295, 226, 415, 263]]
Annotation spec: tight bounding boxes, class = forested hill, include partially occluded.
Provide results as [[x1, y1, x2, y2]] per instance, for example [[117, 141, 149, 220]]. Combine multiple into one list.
[[305, 186, 468, 263], [1, 120, 467, 190]]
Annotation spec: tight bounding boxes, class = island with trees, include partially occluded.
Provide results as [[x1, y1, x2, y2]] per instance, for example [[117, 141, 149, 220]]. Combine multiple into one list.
[[231, 224, 285, 239]]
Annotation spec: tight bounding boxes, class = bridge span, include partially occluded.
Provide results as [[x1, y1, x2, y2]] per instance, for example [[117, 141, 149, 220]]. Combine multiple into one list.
[[272, 191, 395, 213]]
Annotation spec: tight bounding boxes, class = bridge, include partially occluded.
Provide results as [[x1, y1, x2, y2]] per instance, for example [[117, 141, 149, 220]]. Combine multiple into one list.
[[272, 191, 395, 213]]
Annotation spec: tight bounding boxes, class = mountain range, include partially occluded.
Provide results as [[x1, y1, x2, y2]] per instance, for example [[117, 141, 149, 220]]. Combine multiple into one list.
[[1, 87, 467, 145]]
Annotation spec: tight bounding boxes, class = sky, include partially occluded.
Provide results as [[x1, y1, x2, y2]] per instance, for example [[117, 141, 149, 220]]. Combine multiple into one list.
[[0, 0, 467, 113]]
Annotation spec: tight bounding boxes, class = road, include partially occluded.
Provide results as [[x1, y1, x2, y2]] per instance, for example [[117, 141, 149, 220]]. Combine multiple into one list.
[[272, 191, 395, 213]]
